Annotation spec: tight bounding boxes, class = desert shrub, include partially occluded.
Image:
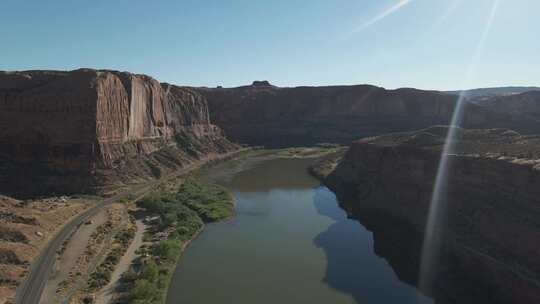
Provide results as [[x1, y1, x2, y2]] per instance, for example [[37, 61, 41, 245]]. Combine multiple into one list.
[[88, 269, 110, 289], [174, 132, 204, 157], [87, 229, 135, 291], [122, 268, 138, 283], [145, 160, 162, 178]]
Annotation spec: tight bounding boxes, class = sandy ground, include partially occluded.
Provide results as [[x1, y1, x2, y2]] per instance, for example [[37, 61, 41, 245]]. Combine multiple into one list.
[[0, 196, 96, 304], [13, 148, 251, 304], [94, 219, 147, 304], [39, 210, 108, 304]]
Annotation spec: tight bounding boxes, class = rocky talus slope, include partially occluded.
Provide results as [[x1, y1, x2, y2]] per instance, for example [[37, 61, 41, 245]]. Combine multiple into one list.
[[197, 81, 540, 147], [324, 126, 540, 304], [0, 69, 237, 197]]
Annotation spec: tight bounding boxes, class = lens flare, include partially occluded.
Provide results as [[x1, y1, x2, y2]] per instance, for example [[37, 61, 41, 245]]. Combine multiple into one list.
[[354, 0, 413, 32], [418, 0, 502, 295], [427, 0, 464, 36]]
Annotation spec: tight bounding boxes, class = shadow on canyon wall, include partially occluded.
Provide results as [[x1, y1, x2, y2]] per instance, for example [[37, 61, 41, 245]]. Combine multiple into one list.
[[312, 184, 515, 304]]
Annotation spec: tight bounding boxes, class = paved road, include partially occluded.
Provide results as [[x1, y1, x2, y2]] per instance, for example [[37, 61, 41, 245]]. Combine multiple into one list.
[[14, 182, 155, 304], [15, 161, 196, 304], [14, 149, 249, 304]]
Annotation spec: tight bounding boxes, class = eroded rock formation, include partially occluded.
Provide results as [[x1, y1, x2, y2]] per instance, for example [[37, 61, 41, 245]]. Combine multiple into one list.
[[0, 69, 237, 197], [324, 126, 540, 303], [197, 83, 540, 147]]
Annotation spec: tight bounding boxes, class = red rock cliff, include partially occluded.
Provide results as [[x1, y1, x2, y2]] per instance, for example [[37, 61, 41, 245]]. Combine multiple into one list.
[[198, 83, 540, 147], [325, 127, 540, 303], [0, 69, 236, 196]]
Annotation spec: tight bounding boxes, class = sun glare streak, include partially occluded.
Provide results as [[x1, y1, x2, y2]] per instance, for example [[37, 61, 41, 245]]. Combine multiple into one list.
[[427, 0, 464, 35], [354, 0, 412, 32], [418, 0, 502, 295]]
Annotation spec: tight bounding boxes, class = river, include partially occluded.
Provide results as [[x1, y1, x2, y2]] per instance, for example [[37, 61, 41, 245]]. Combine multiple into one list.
[[166, 155, 433, 304]]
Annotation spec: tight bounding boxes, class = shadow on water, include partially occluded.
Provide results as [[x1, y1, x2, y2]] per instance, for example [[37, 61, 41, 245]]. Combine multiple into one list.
[[169, 156, 436, 304], [312, 186, 433, 304]]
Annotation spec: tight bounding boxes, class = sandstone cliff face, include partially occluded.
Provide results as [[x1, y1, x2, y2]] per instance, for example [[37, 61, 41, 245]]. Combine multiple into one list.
[[325, 127, 540, 303], [0, 69, 236, 197], [198, 82, 540, 147]]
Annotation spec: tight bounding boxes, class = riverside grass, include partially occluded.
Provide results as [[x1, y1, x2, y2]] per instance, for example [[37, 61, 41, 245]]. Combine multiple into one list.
[[125, 179, 234, 304]]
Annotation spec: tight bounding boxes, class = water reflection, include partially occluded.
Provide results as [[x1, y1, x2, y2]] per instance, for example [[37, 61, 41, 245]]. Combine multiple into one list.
[[167, 157, 434, 304], [313, 187, 433, 304], [202, 156, 318, 192]]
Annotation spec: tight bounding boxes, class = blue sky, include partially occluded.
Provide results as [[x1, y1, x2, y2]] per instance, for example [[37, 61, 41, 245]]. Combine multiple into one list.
[[1, 0, 538, 90]]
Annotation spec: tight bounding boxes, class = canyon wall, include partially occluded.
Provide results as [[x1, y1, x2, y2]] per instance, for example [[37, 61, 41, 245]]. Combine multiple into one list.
[[324, 127, 540, 303], [198, 82, 540, 147], [472, 90, 540, 121], [0, 69, 236, 197]]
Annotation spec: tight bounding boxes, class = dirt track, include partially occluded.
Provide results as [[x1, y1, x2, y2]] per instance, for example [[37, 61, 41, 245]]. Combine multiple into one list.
[[94, 219, 147, 304], [15, 148, 250, 304]]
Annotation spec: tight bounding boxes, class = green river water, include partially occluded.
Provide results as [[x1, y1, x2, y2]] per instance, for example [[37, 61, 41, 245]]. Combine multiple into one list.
[[166, 155, 433, 304]]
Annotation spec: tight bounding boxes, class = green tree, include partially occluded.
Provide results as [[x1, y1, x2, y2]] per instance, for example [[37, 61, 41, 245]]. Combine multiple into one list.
[[162, 212, 177, 227], [152, 240, 181, 260], [142, 260, 159, 283], [130, 279, 155, 301]]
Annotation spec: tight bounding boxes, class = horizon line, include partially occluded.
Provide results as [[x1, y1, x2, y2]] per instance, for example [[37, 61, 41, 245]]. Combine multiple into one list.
[[1, 67, 538, 93]]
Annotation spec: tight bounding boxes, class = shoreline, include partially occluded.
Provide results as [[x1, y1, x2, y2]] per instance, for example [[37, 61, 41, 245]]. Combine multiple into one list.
[[14, 147, 249, 304], [161, 190, 239, 304], [161, 147, 341, 301], [113, 152, 243, 304], [153, 225, 205, 304], [92, 146, 335, 303]]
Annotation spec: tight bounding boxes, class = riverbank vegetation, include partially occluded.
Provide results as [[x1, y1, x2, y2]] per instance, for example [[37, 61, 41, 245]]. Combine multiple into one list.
[[273, 144, 346, 159], [308, 147, 348, 180], [123, 179, 234, 303]]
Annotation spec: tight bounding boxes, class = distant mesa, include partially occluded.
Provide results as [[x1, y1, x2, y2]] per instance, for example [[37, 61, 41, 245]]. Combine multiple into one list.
[[199, 81, 540, 147], [251, 80, 273, 87]]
